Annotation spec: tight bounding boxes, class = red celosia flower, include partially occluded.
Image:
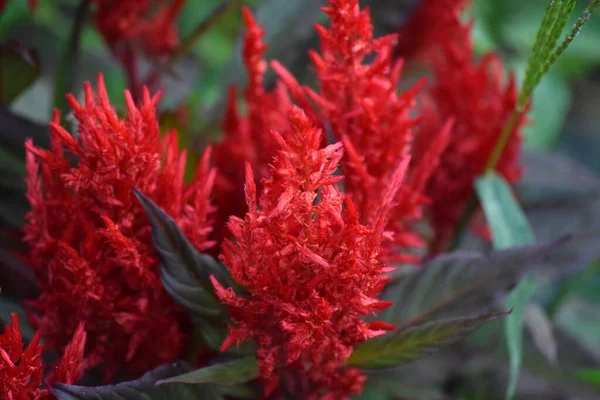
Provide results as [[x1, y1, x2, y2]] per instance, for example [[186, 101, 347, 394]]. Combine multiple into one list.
[[24, 74, 215, 380], [93, 0, 185, 56], [412, 5, 525, 253], [395, 0, 468, 61], [272, 0, 450, 262], [212, 107, 397, 399], [0, 314, 86, 400], [212, 7, 293, 244]]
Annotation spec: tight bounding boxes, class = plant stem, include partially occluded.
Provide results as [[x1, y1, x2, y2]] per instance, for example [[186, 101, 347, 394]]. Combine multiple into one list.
[[52, 0, 90, 115]]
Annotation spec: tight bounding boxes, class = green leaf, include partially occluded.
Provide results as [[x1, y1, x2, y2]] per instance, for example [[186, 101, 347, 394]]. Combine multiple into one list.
[[0, 44, 40, 104], [156, 357, 259, 386], [381, 236, 577, 327], [347, 311, 509, 369], [475, 172, 536, 400], [575, 369, 600, 388], [52, 362, 220, 400], [134, 190, 235, 350], [475, 172, 535, 249]]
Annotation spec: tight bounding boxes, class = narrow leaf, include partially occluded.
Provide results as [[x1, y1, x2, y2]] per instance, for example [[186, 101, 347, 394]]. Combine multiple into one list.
[[52, 362, 218, 400], [156, 357, 259, 386], [524, 304, 558, 366], [134, 190, 235, 350], [348, 311, 509, 369], [134, 189, 231, 308], [475, 172, 535, 249], [475, 171, 536, 400], [381, 236, 579, 327]]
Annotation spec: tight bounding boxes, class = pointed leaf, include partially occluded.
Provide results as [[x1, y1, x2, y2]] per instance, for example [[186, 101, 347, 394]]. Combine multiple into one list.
[[134, 189, 232, 310], [382, 236, 578, 327], [475, 171, 536, 400], [348, 311, 509, 369], [134, 190, 236, 351], [52, 362, 220, 400], [156, 357, 259, 386]]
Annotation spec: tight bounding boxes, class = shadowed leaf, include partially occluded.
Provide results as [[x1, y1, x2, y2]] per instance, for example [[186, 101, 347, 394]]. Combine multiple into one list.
[[52, 362, 219, 400], [156, 357, 259, 386], [134, 190, 236, 350], [348, 311, 509, 369], [0, 44, 40, 104]]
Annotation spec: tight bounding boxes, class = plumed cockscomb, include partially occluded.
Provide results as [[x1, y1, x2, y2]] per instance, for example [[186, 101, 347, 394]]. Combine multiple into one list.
[[24, 74, 215, 380], [411, 4, 525, 252], [93, 0, 185, 56], [212, 7, 293, 244], [395, 0, 469, 61], [273, 0, 450, 263], [212, 107, 397, 399], [0, 314, 86, 400]]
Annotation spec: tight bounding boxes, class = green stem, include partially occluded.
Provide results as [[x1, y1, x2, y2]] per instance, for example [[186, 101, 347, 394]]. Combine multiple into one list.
[[52, 0, 90, 115]]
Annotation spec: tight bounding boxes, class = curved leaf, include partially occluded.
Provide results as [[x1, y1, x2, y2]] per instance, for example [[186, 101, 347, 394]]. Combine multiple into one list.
[[476, 172, 537, 400], [156, 357, 259, 386], [382, 236, 573, 327], [134, 190, 236, 350], [52, 362, 218, 400], [348, 311, 509, 369]]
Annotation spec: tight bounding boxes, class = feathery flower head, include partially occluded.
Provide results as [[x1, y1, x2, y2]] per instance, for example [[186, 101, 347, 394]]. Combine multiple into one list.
[[212, 7, 292, 243], [276, 0, 450, 262], [412, 5, 525, 252], [212, 107, 396, 398], [0, 314, 86, 400], [24, 74, 215, 379], [93, 0, 185, 56], [395, 0, 469, 61]]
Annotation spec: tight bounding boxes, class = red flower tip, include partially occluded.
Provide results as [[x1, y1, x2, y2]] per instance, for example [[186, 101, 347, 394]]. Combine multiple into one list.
[[217, 107, 393, 398], [24, 75, 216, 379]]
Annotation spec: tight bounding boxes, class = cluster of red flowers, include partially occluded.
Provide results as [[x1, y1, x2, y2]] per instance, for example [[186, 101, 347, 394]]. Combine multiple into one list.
[[405, 0, 525, 252], [23, 74, 215, 380], [212, 107, 396, 398], [280, 0, 452, 262], [93, 0, 185, 56], [9, 0, 527, 398], [0, 314, 86, 399]]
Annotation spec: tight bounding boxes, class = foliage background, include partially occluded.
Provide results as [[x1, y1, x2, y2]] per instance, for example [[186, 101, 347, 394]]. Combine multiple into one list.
[[1, 0, 600, 398]]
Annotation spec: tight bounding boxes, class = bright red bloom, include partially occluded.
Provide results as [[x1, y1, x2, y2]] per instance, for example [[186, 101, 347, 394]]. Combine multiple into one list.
[[212, 7, 292, 244], [93, 0, 185, 56], [24, 74, 215, 380], [395, 0, 468, 61], [412, 7, 525, 252], [273, 0, 450, 262], [212, 107, 397, 399], [0, 314, 86, 400]]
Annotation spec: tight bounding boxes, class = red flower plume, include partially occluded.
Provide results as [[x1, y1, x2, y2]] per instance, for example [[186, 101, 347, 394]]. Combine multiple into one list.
[[92, 0, 185, 56], [273, 0, 450, 262], [23, 74, 215, 380], [0, 314, 86, 400], [411, 5, 525, 252], [212, 107, 397, 398], [212, 7, 292, 244]]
